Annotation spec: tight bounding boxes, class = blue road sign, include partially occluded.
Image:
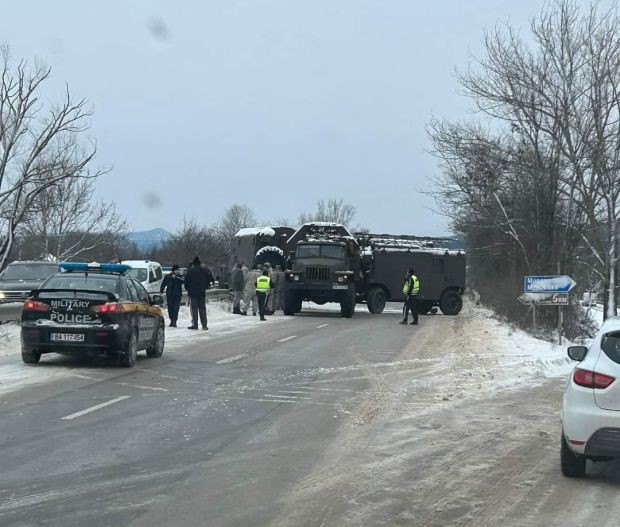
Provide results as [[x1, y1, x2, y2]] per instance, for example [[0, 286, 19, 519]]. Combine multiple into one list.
[[524, 275, 576, 294]]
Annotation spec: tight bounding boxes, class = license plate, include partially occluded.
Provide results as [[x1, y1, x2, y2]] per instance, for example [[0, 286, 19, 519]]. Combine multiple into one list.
[[332, 285, 349, 290], [50, 333, 85, 342]]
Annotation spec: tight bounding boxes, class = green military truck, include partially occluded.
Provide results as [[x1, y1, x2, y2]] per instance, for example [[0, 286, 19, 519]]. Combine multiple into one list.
[[282, 225, 466, 317], [282, 223, 359, 317], [356, 234, 466, 315]]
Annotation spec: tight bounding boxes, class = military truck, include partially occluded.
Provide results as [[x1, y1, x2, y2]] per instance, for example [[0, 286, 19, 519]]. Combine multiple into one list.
[[282, 225, 466, 317], [356, 233, 466, 315], [282, 223, 359, 317], [231, 226, 296, 270]]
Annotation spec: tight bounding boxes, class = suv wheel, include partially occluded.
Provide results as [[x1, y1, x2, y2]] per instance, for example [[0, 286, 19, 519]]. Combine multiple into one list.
[[561, 434, 586, 477], [120, 330, 138, 368]]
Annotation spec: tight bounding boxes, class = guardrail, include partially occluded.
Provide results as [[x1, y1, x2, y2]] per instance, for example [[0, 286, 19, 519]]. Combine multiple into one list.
[[0, 289, 231, 323]]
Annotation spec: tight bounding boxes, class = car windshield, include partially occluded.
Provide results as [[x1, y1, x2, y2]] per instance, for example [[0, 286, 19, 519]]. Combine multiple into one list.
[[127, 268, 148, 282], [2, 264, 57, 281], [601, 332, 620, 364], [43, 274, 119, 296], [296, 245, 345, 259]]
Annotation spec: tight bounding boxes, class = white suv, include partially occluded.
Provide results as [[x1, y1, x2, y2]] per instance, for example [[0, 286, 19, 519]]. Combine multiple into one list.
[[561, 317, 620, 477]]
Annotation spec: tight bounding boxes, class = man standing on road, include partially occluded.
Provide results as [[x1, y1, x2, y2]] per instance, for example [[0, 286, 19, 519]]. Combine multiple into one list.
[[230, 263, 245, 315], [184, 256, 210, 330], [271, 265, 285, 312], [160, 264, 184, 327], [400, 267, 420, 326], [242, 265, 261, 316], [255, 269, 274, 321]]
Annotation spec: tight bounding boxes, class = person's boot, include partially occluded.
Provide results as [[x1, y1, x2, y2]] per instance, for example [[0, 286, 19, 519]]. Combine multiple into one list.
[[233, 306, 240, 315], [410, 320, 418, 325], [260, 316, 266, 321], [399, 319, 408, 325], [202, 325, 208, 330], [240, 311, 248, 316], [187, 325, 198, 330]]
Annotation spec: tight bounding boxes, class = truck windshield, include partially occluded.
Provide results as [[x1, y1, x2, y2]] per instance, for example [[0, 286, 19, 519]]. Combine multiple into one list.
[[296, 245, 345, 259]]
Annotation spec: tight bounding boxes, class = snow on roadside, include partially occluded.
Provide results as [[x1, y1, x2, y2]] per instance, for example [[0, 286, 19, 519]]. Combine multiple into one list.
[[0, 300, 283, 396]]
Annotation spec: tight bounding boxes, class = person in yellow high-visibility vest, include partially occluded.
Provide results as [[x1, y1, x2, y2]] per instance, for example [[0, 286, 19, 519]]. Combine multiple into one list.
[[255, 269, 274, 321], [400, 267, 420, 325]]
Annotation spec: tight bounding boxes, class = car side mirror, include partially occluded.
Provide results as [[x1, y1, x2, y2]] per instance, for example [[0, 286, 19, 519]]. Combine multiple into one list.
[[151, 294, 164, 306], [567, 345, 588, 362]]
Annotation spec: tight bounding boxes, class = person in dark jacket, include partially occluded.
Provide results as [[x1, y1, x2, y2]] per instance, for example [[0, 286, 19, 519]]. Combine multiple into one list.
[[184, 256, 210, 330], [160, 264, 184, 327], [230, 263, 245, 314]]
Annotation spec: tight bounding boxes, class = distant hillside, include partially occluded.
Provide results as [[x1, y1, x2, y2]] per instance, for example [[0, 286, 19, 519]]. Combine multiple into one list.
[[128, 228, 171, 252]]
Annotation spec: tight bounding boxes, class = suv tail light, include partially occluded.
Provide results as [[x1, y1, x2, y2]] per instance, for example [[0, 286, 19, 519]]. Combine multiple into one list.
[[92, 303, 126, 314], [23, 300, 50, 312], [573, 368, 615, 389]]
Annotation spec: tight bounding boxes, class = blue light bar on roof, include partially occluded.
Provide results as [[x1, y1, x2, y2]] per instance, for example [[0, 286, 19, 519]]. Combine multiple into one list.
[[59, 262, 132, 273]]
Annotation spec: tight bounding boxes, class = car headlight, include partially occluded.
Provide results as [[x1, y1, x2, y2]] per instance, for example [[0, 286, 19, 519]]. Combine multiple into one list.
[[293, 275, 300, 282]]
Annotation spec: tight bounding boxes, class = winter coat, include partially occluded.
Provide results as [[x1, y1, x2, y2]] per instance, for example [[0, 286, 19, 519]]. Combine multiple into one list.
[[161, 273, 184, 300], [184, 265, 211, 297], [244, 270, 261, 293], [230, 267, 245, 292]]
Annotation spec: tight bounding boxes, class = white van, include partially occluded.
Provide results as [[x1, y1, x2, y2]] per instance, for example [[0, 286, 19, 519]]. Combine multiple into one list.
[[123, 260, 164, 295]]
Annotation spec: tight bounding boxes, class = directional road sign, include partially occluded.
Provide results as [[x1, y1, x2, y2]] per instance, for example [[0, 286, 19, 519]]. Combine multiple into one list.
[[524, 275, 576, 294], [518, 292, 569, 306]]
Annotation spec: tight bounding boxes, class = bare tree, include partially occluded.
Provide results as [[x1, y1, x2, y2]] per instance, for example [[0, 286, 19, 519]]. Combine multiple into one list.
[[298, 198, 357, 227], [0, 47, 105, 269], [20, 176, 127, 260]]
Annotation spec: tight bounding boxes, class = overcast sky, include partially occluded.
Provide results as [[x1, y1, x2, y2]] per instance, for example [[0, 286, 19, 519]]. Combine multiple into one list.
[[1, 0, 550, 235]]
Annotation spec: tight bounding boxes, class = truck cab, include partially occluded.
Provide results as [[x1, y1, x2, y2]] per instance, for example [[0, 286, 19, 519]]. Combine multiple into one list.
[[282, 225, 358, 317]]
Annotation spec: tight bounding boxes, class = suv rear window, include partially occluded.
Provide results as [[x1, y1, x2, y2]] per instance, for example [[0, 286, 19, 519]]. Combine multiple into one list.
[[601, 332, 620, 364], [2, 263, 57, 280]]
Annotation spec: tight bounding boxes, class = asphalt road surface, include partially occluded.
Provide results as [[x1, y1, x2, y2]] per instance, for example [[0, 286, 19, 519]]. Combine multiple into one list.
[[0, 306, 618, 527]]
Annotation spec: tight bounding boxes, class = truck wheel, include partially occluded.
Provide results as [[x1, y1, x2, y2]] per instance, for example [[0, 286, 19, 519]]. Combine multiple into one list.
[[366, 287, 386, 314], [283, 291, 299, 316], [340, 288, 356, 318], [146, 324, 165, 358], [22, 349, 41, 364], [561, 434, 586, 477], [419, 300, 434, 315], [120, 330, 138, 367], [440, 290, 463, 315]]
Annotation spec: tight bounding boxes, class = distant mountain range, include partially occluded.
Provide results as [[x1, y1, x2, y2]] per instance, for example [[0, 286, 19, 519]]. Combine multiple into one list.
[[128, 228, 171, 251]]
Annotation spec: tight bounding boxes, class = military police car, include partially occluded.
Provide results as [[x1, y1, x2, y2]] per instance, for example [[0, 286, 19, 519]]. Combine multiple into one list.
[[20, 262, 165, 367]]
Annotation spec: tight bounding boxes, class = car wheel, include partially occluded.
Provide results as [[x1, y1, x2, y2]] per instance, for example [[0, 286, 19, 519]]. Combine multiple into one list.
[[120, 330, 138, 368], [147, 325, 165, 358], [561, 434, 586, 477], [21, 349, 41, 364]]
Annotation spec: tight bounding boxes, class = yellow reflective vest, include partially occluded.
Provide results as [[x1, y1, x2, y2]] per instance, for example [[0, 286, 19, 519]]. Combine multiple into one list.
[[402, 275, 420, 296], [256, 275, 272, 293]]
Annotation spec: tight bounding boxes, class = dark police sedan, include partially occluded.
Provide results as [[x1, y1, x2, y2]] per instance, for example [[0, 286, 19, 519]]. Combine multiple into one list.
[[21, 262, 165, 367]]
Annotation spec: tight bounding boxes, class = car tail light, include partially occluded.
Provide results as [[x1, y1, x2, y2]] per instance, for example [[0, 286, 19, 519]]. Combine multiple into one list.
[[92, 303, 125, 314], [23, 300, 50, 312], [573, 368, 615, 389]]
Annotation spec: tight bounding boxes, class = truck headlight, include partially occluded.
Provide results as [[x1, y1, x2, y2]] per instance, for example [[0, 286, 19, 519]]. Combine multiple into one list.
[[293, 275, 300, 282], [337, 276, 344, 283], [0, 292, 5, 299]]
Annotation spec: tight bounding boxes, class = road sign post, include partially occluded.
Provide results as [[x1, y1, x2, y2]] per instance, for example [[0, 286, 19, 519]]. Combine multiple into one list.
[[519, 274, 576, 344]]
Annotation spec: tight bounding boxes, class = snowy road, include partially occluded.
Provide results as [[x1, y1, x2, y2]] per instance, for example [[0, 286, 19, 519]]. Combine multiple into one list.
[[0, 302, 612, 526]]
